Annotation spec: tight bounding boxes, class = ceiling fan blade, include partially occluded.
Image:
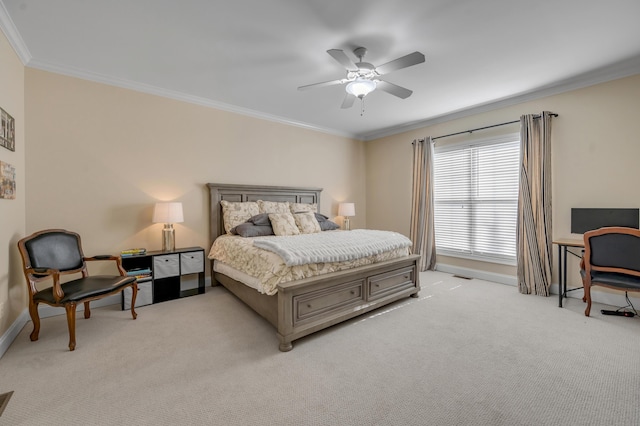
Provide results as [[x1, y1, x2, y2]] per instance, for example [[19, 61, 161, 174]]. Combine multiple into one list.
[[327, 49, 358, 71], [375, 51, 425, 75], [297, 79, 345, 91], [376, 80, 413, 99], [341, 93, 356, 109]]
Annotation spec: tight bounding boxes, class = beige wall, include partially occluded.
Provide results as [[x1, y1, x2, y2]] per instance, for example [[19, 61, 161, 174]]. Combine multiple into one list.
[[0, 30, 26, 337], [24, 68, 365, 268], [366, 74, 640, 285]]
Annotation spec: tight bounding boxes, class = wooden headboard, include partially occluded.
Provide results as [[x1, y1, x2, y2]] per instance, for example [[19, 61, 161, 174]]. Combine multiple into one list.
[[207, 183, 323, 246]]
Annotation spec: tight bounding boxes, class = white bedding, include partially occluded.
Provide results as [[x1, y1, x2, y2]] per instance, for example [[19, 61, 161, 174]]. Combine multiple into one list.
[[251, 229, 412, 266]]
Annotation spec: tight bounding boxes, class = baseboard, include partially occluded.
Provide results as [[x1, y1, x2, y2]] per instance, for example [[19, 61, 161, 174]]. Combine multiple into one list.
[[435, 263, 640, 309], [435, 263, 518, 286], [0, 310, 29, 360]]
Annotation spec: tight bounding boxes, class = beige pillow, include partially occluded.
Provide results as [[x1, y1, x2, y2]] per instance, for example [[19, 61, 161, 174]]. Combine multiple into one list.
[[220, 200, 259, 234], [294, 211, 321, 234], [289, 202, 318, 214], [269, 213, 300, 236], [258, 200, 290, 214]]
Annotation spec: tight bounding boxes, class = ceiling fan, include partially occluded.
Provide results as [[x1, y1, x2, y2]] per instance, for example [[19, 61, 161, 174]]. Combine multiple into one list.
[[298, 47, 425, 109]]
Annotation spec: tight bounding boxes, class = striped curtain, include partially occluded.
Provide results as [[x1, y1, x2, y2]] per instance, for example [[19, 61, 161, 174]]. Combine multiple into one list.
[[517, 112, 553, 295], [410, 137, 436, 271]]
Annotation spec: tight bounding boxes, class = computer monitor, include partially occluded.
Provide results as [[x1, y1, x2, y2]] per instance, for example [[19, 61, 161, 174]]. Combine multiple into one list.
[[571, 208, 639, 234]]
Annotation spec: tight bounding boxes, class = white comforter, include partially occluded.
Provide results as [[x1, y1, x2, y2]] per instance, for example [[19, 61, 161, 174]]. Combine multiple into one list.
[[251, 229, 412, 266]]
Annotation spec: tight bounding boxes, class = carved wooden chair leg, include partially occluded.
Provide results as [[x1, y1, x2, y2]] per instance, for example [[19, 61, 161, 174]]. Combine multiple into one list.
[[65, 303, 77, 351], [583, 283, 592, 317], [28, 300, 40, 342], [130, 283, 138, 320], [83, 301, 91, 319]]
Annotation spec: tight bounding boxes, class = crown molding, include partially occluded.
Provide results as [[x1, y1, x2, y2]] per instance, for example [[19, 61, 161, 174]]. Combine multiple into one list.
[[0, 1, 31, 64], [361, 55, 640, 141], [26, 58, 357, 140]]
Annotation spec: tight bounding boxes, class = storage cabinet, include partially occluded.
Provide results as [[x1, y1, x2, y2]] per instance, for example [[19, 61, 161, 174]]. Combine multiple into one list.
[[121, 247, 205, 309]]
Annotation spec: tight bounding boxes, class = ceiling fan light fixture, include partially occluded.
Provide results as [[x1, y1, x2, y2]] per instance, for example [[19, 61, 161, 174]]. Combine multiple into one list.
[[346, 78, 376, 98]]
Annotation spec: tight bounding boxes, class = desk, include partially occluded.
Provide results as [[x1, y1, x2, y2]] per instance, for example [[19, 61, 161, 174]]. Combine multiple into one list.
[[553, 238, 585, 307]]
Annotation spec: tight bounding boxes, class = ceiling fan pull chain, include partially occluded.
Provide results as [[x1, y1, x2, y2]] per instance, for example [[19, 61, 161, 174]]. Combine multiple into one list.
[[360, 98, 365, 116]]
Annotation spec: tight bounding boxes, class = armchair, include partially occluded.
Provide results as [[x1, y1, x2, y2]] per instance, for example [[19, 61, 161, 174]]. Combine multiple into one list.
[[18, 229, 138, 351], [580, 226, 640, 316]]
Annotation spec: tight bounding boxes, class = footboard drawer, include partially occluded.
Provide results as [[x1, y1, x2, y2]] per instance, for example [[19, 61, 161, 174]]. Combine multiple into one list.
[[293, 280, 365, 324], [368, 266, 416, 300]]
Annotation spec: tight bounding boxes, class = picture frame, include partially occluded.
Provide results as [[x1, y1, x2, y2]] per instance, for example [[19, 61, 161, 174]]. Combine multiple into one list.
[[0, 161, 16, 199], [1, 107, 15, 152]]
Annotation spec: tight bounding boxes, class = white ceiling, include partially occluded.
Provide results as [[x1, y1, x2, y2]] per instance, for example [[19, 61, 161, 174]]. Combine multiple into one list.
[[2, 0, 640, 140]]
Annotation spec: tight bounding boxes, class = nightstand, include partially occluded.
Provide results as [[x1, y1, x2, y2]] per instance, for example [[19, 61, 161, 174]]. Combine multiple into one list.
[[121, 247, 206, 309]]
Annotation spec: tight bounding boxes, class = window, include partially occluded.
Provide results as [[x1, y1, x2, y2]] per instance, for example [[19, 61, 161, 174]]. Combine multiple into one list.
[[433, 134, 520, 264]]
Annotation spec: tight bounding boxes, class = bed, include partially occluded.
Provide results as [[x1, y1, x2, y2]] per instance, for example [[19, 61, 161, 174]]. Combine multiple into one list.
[[207, 183, 421, 351]]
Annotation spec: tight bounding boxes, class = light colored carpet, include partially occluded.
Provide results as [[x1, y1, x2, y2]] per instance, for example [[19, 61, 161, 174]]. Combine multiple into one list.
[[0, 271, 639, 425]]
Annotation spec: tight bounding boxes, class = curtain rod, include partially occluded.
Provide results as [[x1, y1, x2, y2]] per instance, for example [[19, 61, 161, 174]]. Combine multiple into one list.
[[423, 112, 558, 142]]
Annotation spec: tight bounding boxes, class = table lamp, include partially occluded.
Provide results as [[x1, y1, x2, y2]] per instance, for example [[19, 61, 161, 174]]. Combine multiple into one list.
[[338, 202, 355, 231], [152, 202, 184, 251]]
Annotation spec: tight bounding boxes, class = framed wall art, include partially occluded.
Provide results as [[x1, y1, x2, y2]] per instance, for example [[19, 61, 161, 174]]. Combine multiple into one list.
[[1, 107, 15, 152], [0, 160, 16, 199]]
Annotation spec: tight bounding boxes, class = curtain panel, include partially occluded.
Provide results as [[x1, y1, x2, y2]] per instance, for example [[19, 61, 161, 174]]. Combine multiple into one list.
[[410, 137, 436, 271], [517, 112, 553, 295]]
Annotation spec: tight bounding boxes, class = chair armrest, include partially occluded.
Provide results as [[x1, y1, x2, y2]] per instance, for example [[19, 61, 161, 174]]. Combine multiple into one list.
[[26, 267, 65, 302]]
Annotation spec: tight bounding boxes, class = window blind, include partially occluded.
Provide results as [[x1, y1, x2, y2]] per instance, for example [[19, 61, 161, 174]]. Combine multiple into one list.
[[433, 134, 520, 264]]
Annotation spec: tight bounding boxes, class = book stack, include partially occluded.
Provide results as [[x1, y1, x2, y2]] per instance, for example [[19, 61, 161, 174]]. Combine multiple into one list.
[[120, 248, 147, 257], [126, 267, 152, 282]]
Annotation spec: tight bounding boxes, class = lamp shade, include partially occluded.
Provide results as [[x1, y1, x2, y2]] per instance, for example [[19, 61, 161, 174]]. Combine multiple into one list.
[[338, 202, 356, 217], [346, 78, 376, 98], [152, 202, 184, 224]]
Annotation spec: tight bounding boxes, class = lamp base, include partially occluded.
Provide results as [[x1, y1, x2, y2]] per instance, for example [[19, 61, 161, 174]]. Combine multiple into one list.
[[343, 217, 351, 231], [162, 224, 175, 252]]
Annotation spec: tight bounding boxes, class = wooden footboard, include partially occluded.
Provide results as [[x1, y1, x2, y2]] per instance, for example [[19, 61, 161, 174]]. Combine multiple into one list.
[[215, 254, 420, 351], [276, 254, 420, 351]]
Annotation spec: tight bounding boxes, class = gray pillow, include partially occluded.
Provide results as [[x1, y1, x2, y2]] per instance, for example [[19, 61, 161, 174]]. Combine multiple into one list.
[[248, 213, 271, 226], [305, 212, 339, 230], [319, 219, 340, 231], [234, 222, 275, 237], [314, 213, 329, 222]]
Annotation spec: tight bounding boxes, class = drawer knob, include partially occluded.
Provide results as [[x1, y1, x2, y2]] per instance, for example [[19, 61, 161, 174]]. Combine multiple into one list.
[[404, 275, 409, 280], [307, 304, 312, 308], [350, 290, 355, 295], [375, 284, 379, 287]]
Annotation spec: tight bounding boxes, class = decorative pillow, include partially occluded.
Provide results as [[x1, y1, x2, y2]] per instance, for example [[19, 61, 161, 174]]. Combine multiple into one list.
[[247, 213, 271, 226], [294, 211, 321, 234], [289, 202, 318, 214], [268, 213, 300, 236], [220, 200, 259, 234], [258, 200, 291, 214], [319, 219, 340, 231], [314, 213, 329, 222], [309, 213, 340, 230], [234, 222, 275, 237]]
